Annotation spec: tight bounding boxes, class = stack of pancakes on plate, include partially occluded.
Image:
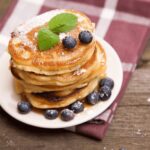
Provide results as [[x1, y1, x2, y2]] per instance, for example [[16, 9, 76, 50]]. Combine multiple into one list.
[[8, 9, 106, 109]]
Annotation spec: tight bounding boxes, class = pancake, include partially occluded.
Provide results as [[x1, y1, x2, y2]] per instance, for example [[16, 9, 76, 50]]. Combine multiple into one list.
[[14, 78, 88, 93], [11, 46, 97, 86], [8, 9, 95, 75], [11, 41, 106, 86], [24, 77, 99, 109], [13, 43, 106, 93]]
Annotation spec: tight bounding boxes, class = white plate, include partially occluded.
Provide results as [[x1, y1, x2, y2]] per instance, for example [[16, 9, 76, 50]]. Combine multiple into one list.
[[0, 37, 123, 128]]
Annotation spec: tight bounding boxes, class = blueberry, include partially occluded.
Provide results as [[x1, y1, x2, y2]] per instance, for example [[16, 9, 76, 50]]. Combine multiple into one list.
[[17, 101, 31, 114], [60, 109, 75, 121], [99, 86, 111, 101], [44, 109, 58, 120], [86, 91, 99, 105], [99, 77, 114, 89], [79, 31, 93, 44], [62, 36, 77, 49], [70, 101, 84, 113]]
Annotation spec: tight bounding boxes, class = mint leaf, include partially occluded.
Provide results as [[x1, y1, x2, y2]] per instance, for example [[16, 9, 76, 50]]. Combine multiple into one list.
[[48, 13, 77, 33], [37, 28, 59, 51]]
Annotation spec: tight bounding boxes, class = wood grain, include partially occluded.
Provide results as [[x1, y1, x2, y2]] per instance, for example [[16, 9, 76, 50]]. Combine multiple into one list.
[[0, 41, 150, 150]]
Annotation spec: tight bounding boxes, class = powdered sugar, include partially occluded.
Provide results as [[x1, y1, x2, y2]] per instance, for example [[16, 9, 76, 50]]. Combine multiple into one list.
[[12, 9, 88, 51], [76, 14, 85, 22], [34, 32, 38, 38], [73, 68, 87, 76], [59, 32, 67, 40]]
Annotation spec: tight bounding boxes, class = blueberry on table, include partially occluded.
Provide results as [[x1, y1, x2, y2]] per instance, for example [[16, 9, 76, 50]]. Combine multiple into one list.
[[79, 31, 93, 44], [44, 109, 58, 120], [99, 86, 111, 101], [17, 101, 31, 114], [60, 109, 75, 121], [86, 91, 99, 105], [62, 36, 77, 49], [99, 77, 114, 90], [70, 101, 84, 113]]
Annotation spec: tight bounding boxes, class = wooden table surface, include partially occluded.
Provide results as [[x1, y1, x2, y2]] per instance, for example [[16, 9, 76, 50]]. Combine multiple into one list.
[[0, 39, 150, 150]]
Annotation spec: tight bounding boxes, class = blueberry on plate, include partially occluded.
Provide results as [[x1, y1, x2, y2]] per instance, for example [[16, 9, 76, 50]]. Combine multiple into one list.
[[99, 86, 111, 101], [99, 77, 114, 90], [79, 31, 93, 44], [17, 101, 31, 114], [60, 109, 75, 121], [62, 36, 77, 49], [86, 91, 99, 105], [44, 109, 58, 120], [70, 101, 84, 113]]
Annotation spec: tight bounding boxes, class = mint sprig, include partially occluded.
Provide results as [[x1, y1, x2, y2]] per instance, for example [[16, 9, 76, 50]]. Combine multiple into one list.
[[37, 28, 59, 51], [48, 13, 77, 33], [37, 13, 77, 51]]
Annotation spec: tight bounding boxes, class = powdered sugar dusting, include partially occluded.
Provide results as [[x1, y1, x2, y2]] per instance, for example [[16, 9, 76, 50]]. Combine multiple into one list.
[[19, 33, 37, 50], [21, 51, 30, 59], [59, 33, 67, 40], [34, 32, 38, 38], [79, 27, 86, 31], [76, 14, 85, 22], [12, 9, 88, 51], [12, 10, 65, 51], [73, 68, 87, 76]]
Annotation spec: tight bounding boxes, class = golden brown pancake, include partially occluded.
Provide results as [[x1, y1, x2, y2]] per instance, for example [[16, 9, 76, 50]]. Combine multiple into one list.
[[12, 42, 106, 93], [24, 77, 99, 109], [8, 9, 95, 75], [11, 42, 106, 87]]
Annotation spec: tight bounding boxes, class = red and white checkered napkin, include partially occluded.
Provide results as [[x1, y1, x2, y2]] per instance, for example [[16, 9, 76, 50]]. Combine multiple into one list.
[[0, 0, 150, 140]]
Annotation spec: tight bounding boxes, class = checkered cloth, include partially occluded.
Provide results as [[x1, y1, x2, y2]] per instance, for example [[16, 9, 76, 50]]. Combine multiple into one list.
[[0, 0, 150, 140]]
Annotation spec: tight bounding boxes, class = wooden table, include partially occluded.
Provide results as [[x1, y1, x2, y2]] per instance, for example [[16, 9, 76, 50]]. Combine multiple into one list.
[[0, 40, 150, 150]]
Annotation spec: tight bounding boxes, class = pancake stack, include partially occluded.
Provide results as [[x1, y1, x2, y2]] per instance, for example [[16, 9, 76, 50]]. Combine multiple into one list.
[[8, 9, 106, 110]]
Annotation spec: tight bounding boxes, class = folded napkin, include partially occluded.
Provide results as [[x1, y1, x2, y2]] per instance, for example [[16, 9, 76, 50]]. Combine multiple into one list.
[[0, 0, 150, 140]]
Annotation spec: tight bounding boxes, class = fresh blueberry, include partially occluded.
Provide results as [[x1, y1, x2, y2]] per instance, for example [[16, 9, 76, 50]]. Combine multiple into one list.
[[70, 101, 84, 113], [79, 31, 93, 44], [60, 109, 75, 121], [86, 91, 99, 105], [99, 86, 111, 101], [62, 36, 77, 49], [44, 109, 58, 120], [17, 101, 31, 114], [99, 77, 114, 90]]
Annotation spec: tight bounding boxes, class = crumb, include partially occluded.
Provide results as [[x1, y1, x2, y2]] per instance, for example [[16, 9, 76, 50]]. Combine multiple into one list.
[[147, 98, 150, 102], [136, 129, 142, 135]]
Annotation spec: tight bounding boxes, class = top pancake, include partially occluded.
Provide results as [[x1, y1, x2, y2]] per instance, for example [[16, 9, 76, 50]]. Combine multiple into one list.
[[8, 9, 95, 75], [11, 41, 106, 87]]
